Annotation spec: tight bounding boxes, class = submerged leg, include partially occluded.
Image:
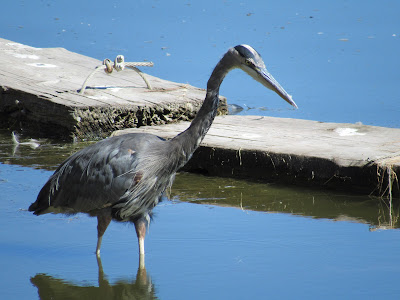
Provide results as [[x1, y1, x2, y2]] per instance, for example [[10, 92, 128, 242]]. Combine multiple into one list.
[[134, 218, 148, 269], [96, 213, 112, 257]]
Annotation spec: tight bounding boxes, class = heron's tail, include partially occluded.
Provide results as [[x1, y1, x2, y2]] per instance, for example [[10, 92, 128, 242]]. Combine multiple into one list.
[[28, 201, 49, 215], [28, 181, 52, 215], [28, 201, 41, 214]]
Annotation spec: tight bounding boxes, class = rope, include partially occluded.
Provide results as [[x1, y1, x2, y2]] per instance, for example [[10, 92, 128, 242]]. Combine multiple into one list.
[[79, 55, 154, 94]]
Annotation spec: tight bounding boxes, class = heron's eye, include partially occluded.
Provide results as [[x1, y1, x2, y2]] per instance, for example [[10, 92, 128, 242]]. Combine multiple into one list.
[[245, 59, 252, 66]]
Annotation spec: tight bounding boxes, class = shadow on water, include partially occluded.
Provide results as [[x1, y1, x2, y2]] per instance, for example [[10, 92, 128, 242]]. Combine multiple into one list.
[[171, 172, 400, 231], [30, 257, 155, 300], [0, 129, 96, 170]]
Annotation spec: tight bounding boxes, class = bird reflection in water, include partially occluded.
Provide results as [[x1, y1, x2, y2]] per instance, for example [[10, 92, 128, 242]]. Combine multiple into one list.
[[30, 256, 155, 300]]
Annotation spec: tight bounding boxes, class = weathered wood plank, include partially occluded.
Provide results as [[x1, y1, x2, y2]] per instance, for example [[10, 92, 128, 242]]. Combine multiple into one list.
[[113, 115, 400, 196], [0, 38, 227, 139]]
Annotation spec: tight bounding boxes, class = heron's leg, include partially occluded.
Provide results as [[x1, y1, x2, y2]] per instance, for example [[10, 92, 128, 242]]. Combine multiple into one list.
[[134, 218, 147, 254], [96, 254, 105, 285], [96, 213, 112, 257], [134, 218, 147, 269]]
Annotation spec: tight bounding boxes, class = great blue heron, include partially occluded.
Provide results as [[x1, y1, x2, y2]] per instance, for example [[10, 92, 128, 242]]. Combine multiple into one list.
[[29, 44, 297, 266]]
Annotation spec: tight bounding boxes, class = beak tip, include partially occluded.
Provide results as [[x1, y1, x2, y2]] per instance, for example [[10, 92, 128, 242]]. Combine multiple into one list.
[[287, 95, 298, 109]]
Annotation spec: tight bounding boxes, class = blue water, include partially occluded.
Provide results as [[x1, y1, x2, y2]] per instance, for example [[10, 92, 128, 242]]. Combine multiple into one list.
[[1, 162, 400, 299], [1, 0, 399, 127]]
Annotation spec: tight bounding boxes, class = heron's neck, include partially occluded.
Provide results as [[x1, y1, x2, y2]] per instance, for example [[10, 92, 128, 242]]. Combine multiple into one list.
[[172, 53, 233, 167]]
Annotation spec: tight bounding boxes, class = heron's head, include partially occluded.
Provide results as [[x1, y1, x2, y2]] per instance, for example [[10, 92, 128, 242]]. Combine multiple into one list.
[[230, 44, 297, 108]]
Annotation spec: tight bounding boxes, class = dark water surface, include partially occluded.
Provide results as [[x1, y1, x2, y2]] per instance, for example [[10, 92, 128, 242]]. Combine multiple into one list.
[[1, 130, 400, 299]]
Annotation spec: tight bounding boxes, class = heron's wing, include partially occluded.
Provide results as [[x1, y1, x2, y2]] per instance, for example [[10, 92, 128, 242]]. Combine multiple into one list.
[[33, 134, 163, 214]]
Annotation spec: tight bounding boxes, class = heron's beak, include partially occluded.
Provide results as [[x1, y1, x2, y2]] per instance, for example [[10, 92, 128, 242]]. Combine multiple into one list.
[[257, 67, 298, 109]]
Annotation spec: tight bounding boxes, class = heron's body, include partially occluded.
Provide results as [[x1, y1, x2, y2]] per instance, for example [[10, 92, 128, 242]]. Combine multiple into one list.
[[31, 133, 174, 220], [29, 45, 297, 266]]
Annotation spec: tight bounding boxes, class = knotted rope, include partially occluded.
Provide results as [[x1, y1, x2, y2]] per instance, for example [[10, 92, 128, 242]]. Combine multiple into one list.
[[79, 55, 154, 94]]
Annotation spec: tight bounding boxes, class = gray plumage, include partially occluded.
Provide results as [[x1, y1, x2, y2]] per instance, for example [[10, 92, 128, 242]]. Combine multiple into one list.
[[33, 134, 170, 219], [29, 44, 297, 266]]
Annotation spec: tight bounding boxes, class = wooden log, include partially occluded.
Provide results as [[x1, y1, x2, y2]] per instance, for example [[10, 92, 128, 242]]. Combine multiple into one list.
[[113, 115, 400, 197], [0, 38, 227, 140]]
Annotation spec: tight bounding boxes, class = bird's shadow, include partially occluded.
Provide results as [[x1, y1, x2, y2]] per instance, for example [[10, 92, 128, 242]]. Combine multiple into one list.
[[30, 256, 156, 300]]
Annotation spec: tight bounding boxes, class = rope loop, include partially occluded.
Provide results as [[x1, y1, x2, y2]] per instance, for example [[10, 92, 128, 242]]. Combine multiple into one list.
[[79, 56, 154, 94]]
